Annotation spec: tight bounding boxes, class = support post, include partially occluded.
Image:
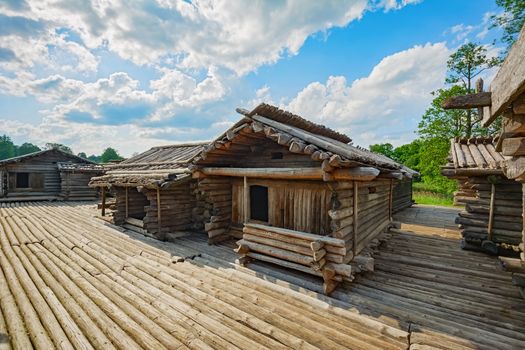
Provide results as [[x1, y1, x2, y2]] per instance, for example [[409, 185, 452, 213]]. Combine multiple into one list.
[[101, 187, 106, 217], [388, 179, 394, 220], [125, 186, 129, 218], [157, 187, 162, 240], [353, 181, 358, 255], [487, 183, 496, 241], [244, 176, 249, 223], [522, 183, 525, 262]]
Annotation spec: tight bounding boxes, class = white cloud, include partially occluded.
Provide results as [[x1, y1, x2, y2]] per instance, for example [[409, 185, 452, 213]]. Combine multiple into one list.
[[0, 0, 419, 76], [284, 42, 451, 147]]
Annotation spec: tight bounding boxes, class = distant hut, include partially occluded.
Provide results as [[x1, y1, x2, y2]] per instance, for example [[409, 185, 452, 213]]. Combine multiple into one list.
[[89, 143, 206, 241], [191, 103, 413, 293], [0, 149, 101, 202], [441, 137, 523, 254]]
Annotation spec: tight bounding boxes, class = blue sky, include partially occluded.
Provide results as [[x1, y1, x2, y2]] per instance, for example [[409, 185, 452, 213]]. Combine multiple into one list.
[[0, 0, 503, 156]]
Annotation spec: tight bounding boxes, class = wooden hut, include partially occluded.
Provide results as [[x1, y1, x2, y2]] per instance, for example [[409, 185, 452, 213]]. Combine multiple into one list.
[[441, 137, 523, 254], [0, 149, 100, 201], [190, 103, 413, 293], [442, 23, 525, 296], [89, 142, 206, 241]]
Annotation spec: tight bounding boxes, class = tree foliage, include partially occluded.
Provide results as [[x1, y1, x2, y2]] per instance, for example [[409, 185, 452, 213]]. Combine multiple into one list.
[[17, 143, 41, 156], [100, 147, 124, 163], [45, 143, 73, 154], [492, 0, 525, 51], [0, 135, 16, 160]]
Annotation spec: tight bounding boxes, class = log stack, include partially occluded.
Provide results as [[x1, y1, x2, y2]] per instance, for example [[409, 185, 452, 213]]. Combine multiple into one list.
[[237, 223, 352, 294], [455, 176, 523, 253], [196, 177, 233, 244]]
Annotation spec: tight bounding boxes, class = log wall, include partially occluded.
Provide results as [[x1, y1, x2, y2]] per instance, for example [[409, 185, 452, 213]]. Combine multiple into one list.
[[330, 179, 392, 256], [113, 187, 150, 225], [196, 177, 233, 243], [141, 181, 198, 240], [59, 171, 99, 200], [392, 178, 413, 213], [455, 175, 523, 250], [2, 154, 63, 199]]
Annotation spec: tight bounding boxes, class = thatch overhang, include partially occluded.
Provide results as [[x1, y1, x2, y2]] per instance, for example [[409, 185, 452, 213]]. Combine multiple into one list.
[[191, 103, 411, 180], [441, 137, 506, 178], [89, 142, 207, 189]]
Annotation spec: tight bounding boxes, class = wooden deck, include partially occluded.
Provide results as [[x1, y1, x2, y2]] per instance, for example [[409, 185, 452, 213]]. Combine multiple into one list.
[[0, 202, 524, 349]]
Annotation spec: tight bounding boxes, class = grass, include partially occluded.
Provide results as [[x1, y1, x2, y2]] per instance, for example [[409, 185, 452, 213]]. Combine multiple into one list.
[[412, 182, 458, 207], [413, 191, 456, 207]]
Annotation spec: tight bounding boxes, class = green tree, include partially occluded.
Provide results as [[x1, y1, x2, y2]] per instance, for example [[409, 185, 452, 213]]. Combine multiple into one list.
[[446, 43, 501, 137], [17, 142, 41, 156], [77, 152, 87, 159], [0, 135, 16, 160], [100, 147, 123, 163], [393, 139, 422, 171], [369, 143, 395, 159], [45, 143, 73, 154], [491, 0, 525, 51], [87, 155, 102, 163]]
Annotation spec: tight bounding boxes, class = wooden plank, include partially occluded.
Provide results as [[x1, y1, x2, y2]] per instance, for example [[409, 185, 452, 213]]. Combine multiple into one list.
[[502, 137, 525, 156], [442, 92, 492, 109], [484, 25, 525, 125]]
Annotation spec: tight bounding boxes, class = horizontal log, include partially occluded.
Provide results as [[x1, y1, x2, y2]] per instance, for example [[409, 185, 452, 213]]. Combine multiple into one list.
[[196, 167, 379, 181], [442, 92, 492, 109], [246, 223, 345, 247], [237, 239, 314, 266]]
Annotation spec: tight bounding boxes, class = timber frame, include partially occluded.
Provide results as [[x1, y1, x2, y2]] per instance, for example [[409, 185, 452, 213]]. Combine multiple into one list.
[[442, 137, 523, 254], [442, 23, 525, 296], [191, 103, 415, 294], [89, 142, 206, 241]]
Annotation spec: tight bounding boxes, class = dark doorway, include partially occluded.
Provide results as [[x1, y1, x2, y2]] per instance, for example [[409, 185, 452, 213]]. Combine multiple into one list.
[[250, 185, 268, 222], [16, 173, 29, 188]]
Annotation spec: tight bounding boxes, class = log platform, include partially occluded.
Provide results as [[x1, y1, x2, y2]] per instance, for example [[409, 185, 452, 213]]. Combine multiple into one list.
[[0, 201, 523, 349]]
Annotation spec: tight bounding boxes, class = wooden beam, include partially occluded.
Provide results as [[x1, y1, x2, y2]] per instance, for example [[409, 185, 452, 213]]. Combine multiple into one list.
[[484, 25, 525, 126], [157, 187, 162, 240], [502, 137, 525, 156], [243, 176, 249, 223], [125, 187, 129, 218], [442, 92, 492, 109], [101, 187, 106, 217], [198, 167, 380, 181], [353, 181, 358, 256], [487, 183, 495, 241]]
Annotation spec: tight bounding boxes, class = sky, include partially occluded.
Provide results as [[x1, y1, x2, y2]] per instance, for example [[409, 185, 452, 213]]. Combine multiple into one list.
[[0, 0, 504, 157]]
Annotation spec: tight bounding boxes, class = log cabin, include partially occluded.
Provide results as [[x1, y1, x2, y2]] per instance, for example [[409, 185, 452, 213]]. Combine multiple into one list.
[[441, 137, 523, 254], [442, 23, 525, 296], [393, 164, 418, 213], [190, 103, 415, 293], [89, 142, 206, 241], [0, 149, 101, 201]]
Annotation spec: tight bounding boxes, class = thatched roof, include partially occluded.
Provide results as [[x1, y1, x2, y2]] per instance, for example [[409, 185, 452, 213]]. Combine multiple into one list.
[[0, 149, 94, 166], [89, 142, 206, 188]]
